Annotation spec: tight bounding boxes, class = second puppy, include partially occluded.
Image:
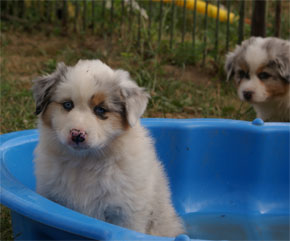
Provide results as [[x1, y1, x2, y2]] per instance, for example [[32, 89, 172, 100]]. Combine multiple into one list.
[[225, 37, 290, 122], [32, 59, 185, 236]]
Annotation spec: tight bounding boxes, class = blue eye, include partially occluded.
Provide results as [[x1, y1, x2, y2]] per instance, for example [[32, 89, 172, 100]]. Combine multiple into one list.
[[94, 106, 107, 116], [258, 72, 271, 80], [62, 101, 74, 111]]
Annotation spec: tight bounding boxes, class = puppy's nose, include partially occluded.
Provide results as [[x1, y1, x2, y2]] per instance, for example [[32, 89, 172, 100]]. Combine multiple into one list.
[[243, 91, 253, 101], [70, 129, 87, 144]]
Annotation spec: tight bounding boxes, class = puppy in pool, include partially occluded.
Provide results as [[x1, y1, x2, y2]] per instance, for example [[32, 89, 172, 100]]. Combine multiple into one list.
[[32, 59, 185, 236]]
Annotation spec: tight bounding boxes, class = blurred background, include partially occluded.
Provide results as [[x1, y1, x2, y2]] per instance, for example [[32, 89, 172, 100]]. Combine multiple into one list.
[[0, 0, 289, 239]]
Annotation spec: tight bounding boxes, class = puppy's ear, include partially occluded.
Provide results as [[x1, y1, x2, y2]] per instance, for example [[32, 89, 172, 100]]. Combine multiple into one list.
[[32, 62, 67, 115], [274, 54, 290, 83], [225, 52, 236, 81], [116, 70, 149, 127]]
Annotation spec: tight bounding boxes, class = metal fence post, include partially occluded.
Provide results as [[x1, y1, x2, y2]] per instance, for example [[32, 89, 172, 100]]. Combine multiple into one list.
[[275, 0, 281, 37], [62, 0, 68, 33], [110, 0, 114, 35], [238, 0, 245, 44], [226, 0, 231, 52], [158, 0, 164, 45], [181, 0, 187, 45], [251, 0, 266, 37], [120, 0, 125, 36], [137, 0, 142, 48], [102, 0, 106, 31], [74, 0, 79, 33], [202, 0, 209, 67], [83, 0, 87, 33], [92, 0, 95, 33], [214, 0, 220, 61], [170, 0, 176, 49], [192, 0, 197, 59], [148, 0, 153, 42]]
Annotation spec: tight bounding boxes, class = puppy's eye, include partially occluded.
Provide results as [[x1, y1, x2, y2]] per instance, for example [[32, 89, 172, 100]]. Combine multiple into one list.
[[258, 72, 271, 80], [94, 106, 107, 116], [62, 101, 74, 111], [238, 70, 249, 79]]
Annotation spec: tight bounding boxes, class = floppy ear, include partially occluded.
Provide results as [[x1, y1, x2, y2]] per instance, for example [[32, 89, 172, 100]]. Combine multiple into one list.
[[32, 62, 67, 115], [274, 54, 290, 83], [116, 70, 149, 127], [224, 52, 236, 81]]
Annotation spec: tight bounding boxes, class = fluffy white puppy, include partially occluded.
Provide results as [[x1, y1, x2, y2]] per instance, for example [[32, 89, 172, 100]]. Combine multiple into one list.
[[225, 37, 290, 122], [32, 59, 184, 236]]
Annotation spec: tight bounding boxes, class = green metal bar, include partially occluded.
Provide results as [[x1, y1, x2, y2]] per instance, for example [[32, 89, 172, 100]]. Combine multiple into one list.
[[226, 0, 231, 52], [137, 0, 141, 47], [121, 0, 125, 31], [170, 0, 176, 49], [202, 0, 209, 67], [110, 0, 114, 22], [35, 0, 40, 22], [148, 0, 153, 42], [129, 0, 133, 33], [110, 0, 114, 35], [92, 0, 95, 33], [74, 0, 79, 33], [192, 0, 197, 55], [275, 0, 281, 37], [119, 0, 125, 37], [46, 0, 51, 23], [102, 0, 106, 31], [158, 0, 163, 44], [83, 0, 87, 32], [181, 0, 187, 44], [214, 0, 220, 61], [238, 0, 245, 44], [62, 0, 68, 33]]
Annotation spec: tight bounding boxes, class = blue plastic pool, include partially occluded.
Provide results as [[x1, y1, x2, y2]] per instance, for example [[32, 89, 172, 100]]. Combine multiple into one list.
[[1, 118, 289, 240]]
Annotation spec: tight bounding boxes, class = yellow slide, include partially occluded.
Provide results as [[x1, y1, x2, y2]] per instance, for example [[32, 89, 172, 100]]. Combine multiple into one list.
[[155, 0, 236, 23]]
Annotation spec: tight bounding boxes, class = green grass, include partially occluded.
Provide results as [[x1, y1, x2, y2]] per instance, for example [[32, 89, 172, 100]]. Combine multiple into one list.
[[0, 205, 13, 241]]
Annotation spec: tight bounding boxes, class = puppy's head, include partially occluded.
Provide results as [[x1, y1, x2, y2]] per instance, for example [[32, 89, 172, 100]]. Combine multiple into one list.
[[225, 37, 290, 103], [32, 60, 149, 151]]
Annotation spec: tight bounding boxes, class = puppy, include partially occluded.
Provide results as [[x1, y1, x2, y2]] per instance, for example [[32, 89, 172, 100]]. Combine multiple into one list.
[[225, 37, 290, 122], [32, 59, 184, 236]]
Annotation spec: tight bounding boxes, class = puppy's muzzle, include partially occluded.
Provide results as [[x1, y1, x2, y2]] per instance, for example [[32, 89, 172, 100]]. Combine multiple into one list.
[[70, 129, 87, 144]]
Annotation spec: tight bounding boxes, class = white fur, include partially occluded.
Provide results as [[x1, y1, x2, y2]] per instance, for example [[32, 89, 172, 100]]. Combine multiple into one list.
[[33, 60, 185, 236], [244, 37, 268, 71]]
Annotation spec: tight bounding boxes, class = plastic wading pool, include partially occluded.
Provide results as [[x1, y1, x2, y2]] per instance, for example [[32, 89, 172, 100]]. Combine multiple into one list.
[[1, 118, 289, 241]]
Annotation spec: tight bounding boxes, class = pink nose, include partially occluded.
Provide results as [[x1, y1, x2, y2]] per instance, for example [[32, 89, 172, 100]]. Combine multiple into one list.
[[70, 129, 87, 144]]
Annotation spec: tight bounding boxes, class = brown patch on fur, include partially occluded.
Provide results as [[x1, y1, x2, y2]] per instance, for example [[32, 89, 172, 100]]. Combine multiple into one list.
[[90, 93, 129, 130], [256, 64, 267, 74], [265, 81, 289, 98], [256, 64, 289, 98], [107, 112, 130, 130], [90, 93, 107, 108]]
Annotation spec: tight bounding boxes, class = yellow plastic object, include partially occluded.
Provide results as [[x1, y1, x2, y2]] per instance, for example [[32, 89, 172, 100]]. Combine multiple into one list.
[[155, 0, 236, 23]]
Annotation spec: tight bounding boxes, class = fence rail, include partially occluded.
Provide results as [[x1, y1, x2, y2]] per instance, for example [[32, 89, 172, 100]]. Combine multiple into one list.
[[1, 0, 288, 67]]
